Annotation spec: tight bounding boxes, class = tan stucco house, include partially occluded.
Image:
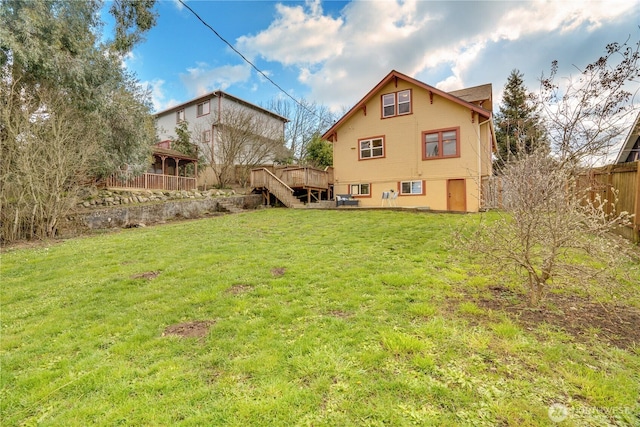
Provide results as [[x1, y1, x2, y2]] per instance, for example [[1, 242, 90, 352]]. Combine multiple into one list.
[[322, 70, 496, 212]]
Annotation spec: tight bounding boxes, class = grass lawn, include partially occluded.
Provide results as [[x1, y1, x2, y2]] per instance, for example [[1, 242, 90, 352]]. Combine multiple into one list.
[[2, 209, 639, 426]]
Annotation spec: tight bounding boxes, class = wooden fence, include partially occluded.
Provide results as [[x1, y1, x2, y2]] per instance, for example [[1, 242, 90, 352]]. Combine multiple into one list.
[[481, 161, 640, 243], [577, 162, 640, 243]]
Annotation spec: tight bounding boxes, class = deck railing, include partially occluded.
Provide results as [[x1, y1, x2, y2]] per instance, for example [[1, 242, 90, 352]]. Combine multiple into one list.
[[279, 167, 329, 189], [106, 172, 197, 191], [250, 168, 301, 208]]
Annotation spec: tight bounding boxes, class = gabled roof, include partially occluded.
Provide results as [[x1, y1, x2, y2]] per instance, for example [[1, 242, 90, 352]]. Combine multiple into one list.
[[615, 111, 640, 164], [154, 90, 289, 123], [153, 143, 198, 161], [322, 70, 493, 140], [448, 84, 493, 112]]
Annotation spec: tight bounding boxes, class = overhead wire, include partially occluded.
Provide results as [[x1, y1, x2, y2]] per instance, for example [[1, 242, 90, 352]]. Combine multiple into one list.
[[177, 0, 334, 128]]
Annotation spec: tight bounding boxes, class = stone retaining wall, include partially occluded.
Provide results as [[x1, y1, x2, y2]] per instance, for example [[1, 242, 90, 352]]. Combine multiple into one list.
[[77, 188, 238, 208], [59, 193, 263, 237]]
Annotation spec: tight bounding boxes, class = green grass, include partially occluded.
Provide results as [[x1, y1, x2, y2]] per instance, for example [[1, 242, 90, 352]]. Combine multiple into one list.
[[2, 209, 639, 426]]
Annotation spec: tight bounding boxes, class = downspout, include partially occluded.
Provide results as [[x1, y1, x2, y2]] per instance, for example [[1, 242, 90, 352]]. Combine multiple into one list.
[[478, 117, 492, 209], [212, 92, 222, 184]]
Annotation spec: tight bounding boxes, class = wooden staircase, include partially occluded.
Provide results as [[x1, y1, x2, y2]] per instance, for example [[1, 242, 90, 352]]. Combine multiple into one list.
[[251, 168, 305, 208]]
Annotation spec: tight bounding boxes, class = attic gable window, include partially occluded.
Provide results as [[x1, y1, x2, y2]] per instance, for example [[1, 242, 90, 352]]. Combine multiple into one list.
[[382, 89, 412, 118], [382, 93, 395, 117]]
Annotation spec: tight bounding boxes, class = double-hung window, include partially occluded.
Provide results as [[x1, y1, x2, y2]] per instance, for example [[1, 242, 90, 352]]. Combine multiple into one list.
[[202, 129, 211, 143], [401, 180, 424, 195], [423, 128, 460, 159], [382, 93, 395, 117], [382, 89, 411, 118], [197, 100, 210, 116], [359, 136, 384, 159], [398, 90, 411, 114], [176, 109, 185, 123], [350, 183, 370, 196]]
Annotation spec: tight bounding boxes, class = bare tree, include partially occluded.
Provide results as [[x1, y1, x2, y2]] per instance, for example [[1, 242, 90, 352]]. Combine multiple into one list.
[[1, 83, 99, 242], [196, 105, 287, 188], [467, 37, 639, 306], [468, 150, 632, 305], [535, 37, 640, 167], [264, 98, 336, 162]]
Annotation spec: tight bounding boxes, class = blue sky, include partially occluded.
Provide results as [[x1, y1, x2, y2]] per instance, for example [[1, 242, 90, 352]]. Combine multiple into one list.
[[112, 0, 640, 119]]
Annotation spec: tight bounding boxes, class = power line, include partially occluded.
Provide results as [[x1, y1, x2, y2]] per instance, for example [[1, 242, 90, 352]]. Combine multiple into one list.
[[177, 0, 332, 127]]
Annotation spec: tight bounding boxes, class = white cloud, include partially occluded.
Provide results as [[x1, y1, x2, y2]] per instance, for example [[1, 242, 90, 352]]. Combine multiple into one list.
[[180, 63, 251, 97], [494, 0, 637, 41], [140, 79, 180, 113], [236, 0, 344, 66], [171, 0, 184, 11], [234, 0, 639, 111]]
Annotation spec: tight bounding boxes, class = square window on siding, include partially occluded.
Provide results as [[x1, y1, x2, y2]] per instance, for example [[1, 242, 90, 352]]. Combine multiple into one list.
[[350, 183, 370, 196], [359, 137, 384, 159], [423, 128, 459, 159], [401, 180, 422, 195]]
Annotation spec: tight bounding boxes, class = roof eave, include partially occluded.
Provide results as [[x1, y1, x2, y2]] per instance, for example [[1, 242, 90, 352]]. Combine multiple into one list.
[[322, 70, 492, 140], [154, 90, 289, 123]]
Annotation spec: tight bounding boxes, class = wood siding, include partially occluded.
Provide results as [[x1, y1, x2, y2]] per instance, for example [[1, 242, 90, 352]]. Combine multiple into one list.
[[331, 78, 491, 211]]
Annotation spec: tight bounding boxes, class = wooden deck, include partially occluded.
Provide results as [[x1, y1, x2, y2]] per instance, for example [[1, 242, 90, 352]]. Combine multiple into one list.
[[251, 166, 333, 206]]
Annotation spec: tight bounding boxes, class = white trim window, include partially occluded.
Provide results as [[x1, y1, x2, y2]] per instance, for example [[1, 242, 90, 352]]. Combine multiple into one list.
[[359, 137, 384, 159], [176, 109, 185, 123], [401, 180, 423, 195], [397, 90, 411, 114], [197, 100, 210, 117], [382, 93, 396, 117], [382, 89, 411, 118], [350, 183, 370, 196]]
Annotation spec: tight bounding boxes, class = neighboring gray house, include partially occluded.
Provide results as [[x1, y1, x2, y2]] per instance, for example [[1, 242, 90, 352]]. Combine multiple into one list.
[[155, 90, 288, 187], [615, 111, 640, 163]]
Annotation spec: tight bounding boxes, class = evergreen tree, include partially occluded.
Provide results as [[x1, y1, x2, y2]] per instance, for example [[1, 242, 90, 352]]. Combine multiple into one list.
[[304, 133, 333, 168], [494, 69, 546, 170], [0, 0, 158, 177], [0, 0, 157, 241]]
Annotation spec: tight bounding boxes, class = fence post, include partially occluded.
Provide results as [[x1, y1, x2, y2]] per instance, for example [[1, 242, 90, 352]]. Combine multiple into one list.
[[635, 162, 640, 243]]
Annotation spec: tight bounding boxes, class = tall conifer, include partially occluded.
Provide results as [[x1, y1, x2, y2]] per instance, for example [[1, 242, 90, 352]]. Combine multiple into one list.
[[494, 69, 546, 170]]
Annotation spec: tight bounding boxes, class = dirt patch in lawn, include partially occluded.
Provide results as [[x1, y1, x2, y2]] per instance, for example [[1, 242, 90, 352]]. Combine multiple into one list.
[[131, 271, 160, 280], [270, 267, 286, 277], [163, 320, 215, 339], [476, 286, 640, 350], [227, 284, 254, 295], [327, 310, 352, 319]]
